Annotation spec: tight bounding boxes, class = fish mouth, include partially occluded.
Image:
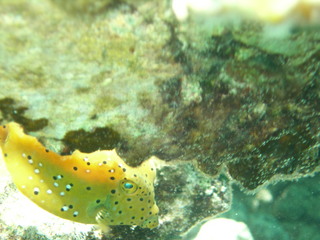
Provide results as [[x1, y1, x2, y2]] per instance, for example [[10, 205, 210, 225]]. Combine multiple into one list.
[[140, 215, 159, 229]]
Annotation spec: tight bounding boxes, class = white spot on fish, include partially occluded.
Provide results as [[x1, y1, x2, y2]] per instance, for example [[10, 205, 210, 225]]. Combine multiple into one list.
[[53, 182, 59, 187], [28, 176, 33, 180], [47, 189, 53, 194], [61, 206, 69, 211], [28, 159, 33, 164], [34, 169, 40, 174], [38, 163, 43, 167], [60, 192, 65, 196]]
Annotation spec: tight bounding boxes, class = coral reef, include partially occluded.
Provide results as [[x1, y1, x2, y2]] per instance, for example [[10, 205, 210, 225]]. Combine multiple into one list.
[[151, 26, 320, 189], [0, 0, 320, 189], [0, 0, 319, 238]]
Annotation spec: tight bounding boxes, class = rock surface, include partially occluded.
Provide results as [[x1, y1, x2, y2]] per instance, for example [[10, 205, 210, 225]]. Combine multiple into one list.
[[0, 0, 319, 239]]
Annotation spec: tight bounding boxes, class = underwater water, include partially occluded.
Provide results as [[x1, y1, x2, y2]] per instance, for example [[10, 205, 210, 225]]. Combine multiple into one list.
[[222, 173, 320, 240], [0, 0, 319, 239]]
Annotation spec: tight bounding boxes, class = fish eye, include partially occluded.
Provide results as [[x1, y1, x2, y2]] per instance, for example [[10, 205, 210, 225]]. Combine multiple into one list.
[[124, 183, 133, 189], [121, 180, 138, 194]]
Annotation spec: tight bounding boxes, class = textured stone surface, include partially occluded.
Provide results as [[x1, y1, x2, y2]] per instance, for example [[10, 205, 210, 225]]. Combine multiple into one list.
[[1, 0, 319, 190]]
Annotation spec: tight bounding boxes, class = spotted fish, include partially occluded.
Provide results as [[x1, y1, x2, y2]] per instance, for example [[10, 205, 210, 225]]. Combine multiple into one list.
[[0, 122, 159, 228]]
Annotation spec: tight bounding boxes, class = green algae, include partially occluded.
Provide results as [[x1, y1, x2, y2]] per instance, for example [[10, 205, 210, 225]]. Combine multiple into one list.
[[0, 98, 48, 132], [75, 30, 138, 67], [62, 126, 122, 153], [50, 0, 115, 14], [11, 66, 49, 89]]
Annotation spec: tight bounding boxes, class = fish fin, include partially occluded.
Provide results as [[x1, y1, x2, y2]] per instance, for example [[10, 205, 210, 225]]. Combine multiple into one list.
[[95, 207, 111, 233]]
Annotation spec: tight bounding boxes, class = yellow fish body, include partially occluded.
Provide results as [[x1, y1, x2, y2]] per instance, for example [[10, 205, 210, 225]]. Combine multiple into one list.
[[0, 122, 159, 228]]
